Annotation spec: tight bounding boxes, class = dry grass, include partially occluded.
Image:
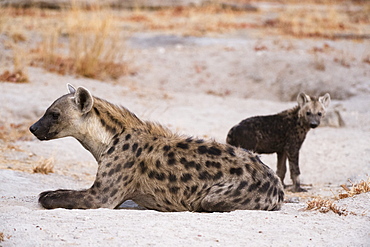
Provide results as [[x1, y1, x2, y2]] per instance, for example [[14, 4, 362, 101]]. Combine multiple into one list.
[[306, 177, 370, 216], [0, 1, 368, 81], [0, 70, 29, 83], [0, 122, 33, 142], [31, 5, 130, 80], [306, 198, 348, 216], [338, 177, 370, 199], [0, 2, 253, 79], [33, 157, 55, 174], [121, 4, 254, 36], [0, 231, 11, 242], [0, 5, 131, 81], [264, 3, 369, 39], [0, 35, 29, 83]]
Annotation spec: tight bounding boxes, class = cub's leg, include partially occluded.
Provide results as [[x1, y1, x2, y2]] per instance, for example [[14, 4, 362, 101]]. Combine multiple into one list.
[[287, 152, 307, 192], [276, 152, 287, 187]]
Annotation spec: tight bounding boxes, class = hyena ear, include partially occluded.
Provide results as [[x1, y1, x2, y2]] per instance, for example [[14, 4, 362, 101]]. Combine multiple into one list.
[[67, 83, 76, 94], [74, 87, 93, 114], [297, 92, 311, 108], [319, 93, 331, 108]]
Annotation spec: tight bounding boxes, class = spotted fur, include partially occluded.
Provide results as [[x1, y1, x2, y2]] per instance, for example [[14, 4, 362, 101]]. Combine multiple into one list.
[[30, 84, 284, 211], [227, 92, 331, 192]]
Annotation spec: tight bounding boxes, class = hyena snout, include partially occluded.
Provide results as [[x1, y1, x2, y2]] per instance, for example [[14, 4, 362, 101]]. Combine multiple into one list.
[[309, 122, 319, 129], [29, 123, 37, 134], [29, 119, 57, 141], [307, 115, 323, 129]]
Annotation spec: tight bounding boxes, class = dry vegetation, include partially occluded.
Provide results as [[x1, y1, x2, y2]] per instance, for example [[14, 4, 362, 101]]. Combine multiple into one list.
[[0, 231, 11, 242], [0, 3, 253, 81], [264, 4, 369, 39], [0, 0, 368, 82], [0, 5, 130, 81], [32, 157, 55, 174], [121, 5, 254, 36], [306, 198, 348, 216], [305, 177, 370, 216], [0, 122, 33, 142], [338, 177, 370, 199]]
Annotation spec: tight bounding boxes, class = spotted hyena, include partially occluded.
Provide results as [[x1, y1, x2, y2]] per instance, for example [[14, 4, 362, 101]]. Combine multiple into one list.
[[226, 92, 331, 192], [29, 84, 284, 212]]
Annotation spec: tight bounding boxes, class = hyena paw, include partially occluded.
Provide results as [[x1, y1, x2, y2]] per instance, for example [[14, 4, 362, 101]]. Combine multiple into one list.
[[292, 186, 307, 193], [38, 189, 70, 209]]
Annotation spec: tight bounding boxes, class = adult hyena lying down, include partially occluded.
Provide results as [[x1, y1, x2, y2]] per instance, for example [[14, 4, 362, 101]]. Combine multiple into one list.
[[29, 84, 284, 212], [227, 93, 330, 192]]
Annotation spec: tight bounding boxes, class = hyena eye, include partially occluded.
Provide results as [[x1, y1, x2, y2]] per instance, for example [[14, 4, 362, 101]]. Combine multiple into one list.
[[306, 112, 311, 116], [318, 112, 322, 116], [52, 112, 60, 120]]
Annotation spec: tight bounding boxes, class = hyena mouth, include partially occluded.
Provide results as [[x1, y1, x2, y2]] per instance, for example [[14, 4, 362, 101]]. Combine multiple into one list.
[[29, 125, 58, 140], [39, 131, 59, 140]]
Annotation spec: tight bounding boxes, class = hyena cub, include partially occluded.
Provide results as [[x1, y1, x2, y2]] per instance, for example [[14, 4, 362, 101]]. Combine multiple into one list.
[[29, 84, 284, 212], [227, 92, 330, 192]]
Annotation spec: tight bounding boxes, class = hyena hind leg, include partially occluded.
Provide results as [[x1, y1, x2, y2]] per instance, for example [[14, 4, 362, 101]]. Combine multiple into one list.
[[199, 180, 281, 212]]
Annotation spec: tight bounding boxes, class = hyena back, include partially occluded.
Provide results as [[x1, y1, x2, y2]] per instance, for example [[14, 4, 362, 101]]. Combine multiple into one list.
[[226, 92, 330, 192], [29, 84, 284, 212]]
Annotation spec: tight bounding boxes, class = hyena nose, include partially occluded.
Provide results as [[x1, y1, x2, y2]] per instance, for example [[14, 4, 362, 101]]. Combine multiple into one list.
[[310, 123, 318, 128], [29, 124, 38, 134]]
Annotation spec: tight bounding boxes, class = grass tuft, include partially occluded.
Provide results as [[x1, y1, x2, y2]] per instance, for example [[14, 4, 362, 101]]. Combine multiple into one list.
[[306, 198, 348, 216], [33, 157, 55, 174], [30, 5, 130, 80], [338, 177, 370, 199], [306, 177, 370, 216], [0, 70, 29, 83]]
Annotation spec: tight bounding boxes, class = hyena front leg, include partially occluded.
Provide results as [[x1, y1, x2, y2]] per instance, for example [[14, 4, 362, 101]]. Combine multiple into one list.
[[287, 152, 307, 192], [39, 171, 127, 209], [39, 188, 101, 209]]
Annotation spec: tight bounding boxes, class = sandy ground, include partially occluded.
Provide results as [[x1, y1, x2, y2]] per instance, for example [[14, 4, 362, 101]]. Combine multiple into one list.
[[1, 11, 370, 246]]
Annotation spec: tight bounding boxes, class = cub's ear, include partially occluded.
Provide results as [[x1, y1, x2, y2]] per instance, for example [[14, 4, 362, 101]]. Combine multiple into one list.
[[297, 92, 311, 107], [67, 83, 76, 94], [74, 87, 93, 114], [319, 93, 331, 108]]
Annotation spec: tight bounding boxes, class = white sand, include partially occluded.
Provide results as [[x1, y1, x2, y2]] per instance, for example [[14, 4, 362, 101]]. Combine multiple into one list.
[[0, 30, 369, 246]]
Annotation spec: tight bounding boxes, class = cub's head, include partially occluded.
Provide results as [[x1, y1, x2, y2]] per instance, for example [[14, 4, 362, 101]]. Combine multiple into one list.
[[29, 84, 93, 140], [297, 92, 331, 129]]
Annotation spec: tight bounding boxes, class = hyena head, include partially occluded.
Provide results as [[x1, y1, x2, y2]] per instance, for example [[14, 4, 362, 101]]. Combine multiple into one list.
[[29, 84, 93, 141], [297, 92, 331, 129]]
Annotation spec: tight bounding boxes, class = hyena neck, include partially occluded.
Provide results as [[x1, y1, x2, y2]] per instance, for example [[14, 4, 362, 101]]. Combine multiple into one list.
[[77, 97, 172, 161], [282, 106, 310, 131], [75, 97, 144, 161], [280, 105, 300, 123]]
